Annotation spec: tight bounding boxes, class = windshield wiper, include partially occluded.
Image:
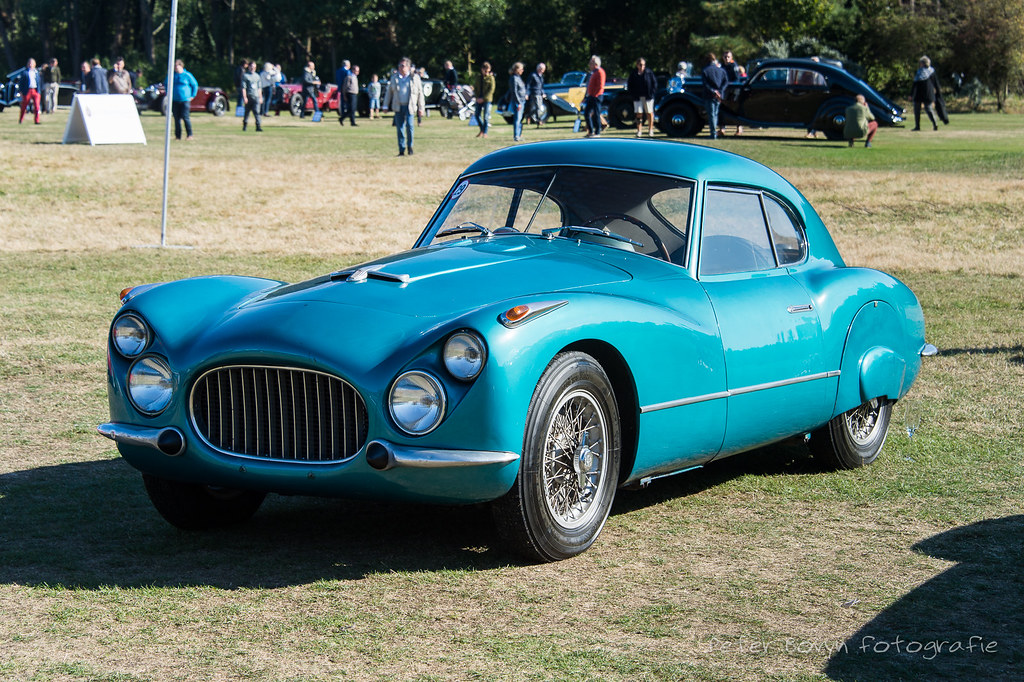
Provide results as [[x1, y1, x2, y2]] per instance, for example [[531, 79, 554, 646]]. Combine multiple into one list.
[[436, 222, 493, 238]]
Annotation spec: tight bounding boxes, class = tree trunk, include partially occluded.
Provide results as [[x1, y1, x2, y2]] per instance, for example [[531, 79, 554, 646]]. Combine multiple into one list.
[[66, 0, 82, 71], [140, 0, 154, 63]]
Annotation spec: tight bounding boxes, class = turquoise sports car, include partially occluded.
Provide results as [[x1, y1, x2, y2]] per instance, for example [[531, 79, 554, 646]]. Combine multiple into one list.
[[99, 139, 933, 561]]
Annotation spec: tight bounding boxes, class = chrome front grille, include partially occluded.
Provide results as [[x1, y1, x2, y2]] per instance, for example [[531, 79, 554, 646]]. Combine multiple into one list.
[[190, 366, 368, 463]]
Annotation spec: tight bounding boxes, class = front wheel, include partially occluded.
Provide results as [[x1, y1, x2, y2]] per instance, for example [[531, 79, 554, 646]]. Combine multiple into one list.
[[492, 352, 621, 562], [608, 94, 634, 129], [811, 399, 892, 469], [142, 474, 266, 530], [289, 93, 304, 116]]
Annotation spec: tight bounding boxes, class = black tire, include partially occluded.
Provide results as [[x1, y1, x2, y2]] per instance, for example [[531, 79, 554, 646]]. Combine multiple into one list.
[[208, 93, 228, 116], [289, 92, 303, 117], [811, 399, 892, 470], [608, 94, 635, 129], [815, 100, 852, 140], [658, 101, 701, 137], [142, 474, 266, 530], [492, 352, 621, 562]]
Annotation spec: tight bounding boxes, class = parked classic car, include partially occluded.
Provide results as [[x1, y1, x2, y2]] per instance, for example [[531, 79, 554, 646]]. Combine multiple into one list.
[[496, 71, 630, 127], [99, 139, 933, 561], [138, 83, 230, 116], [657, 58, 904, 139], [0, 67, 77, 111]]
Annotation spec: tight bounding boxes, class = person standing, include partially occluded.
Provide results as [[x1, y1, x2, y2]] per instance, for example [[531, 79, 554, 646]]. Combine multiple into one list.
[[342, 65, 360, 126], [701, 52, 728, 140], [300, 61, 321, 119], [43, 58, 61, 114], [442, 60, 459, 118], [334, 59, 351, 121], [383, 57, 426, 156], [474, 61, 495, 138], [368, 74, 382, 119], [240, 59, 263, 131], [168, 59, 198, 140], [584, 55, 605, 138], [79, 61, 91, 92], [108, 57, 132, 94], [843, 94, 878, 148], [509, 62, 527, 142], [911, 56, 941, 131], [721, 51, 743, 135], [90, 58, 109, 94], [18, 58, 42, 124], [627, 57, 657, 137], [526, 62, 546, 126], [259, 62, 275, 116]]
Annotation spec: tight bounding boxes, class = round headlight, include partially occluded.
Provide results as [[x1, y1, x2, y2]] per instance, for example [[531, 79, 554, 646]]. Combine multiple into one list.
[[443, 331, 486, 381], [128, 356, 174, 415], [389, 371, 446, 435], [111, 313, 150, 357]]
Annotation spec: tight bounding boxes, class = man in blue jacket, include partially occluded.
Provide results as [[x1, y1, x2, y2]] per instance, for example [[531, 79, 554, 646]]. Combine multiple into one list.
[[701, 53, 728, 140], [168, 59, 199, 140], [18, 58, 42, 124]]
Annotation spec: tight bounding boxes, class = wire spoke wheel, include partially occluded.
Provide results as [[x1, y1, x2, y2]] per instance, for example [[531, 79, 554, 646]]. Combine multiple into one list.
[[542, 389, 609, 530], [491, 351, 620, 561]]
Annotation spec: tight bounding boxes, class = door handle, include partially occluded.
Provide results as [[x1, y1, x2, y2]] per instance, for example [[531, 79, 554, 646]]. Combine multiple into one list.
[[787, 304, 814, 313]]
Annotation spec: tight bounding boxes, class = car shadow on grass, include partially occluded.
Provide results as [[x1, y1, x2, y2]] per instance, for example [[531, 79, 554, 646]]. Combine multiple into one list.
[[0, 441, 837, 586], [823, 515, 1024, 681], [0, 458, 509, 589]]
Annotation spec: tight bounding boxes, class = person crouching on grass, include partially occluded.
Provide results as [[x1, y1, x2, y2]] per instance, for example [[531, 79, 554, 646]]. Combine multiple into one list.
[[843, 94, 877, 148]]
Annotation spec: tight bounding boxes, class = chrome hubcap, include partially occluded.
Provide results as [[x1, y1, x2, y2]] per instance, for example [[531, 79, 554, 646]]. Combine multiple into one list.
[[542, 388, 608, 530]]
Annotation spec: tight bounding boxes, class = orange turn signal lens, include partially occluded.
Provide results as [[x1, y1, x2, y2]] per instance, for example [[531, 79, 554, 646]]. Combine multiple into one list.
[[504, 305, 531, 323], [119, 286, 135, 303]]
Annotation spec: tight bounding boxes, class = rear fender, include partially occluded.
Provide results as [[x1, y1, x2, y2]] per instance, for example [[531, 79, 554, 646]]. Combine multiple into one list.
[[835, 301, 909, 415]]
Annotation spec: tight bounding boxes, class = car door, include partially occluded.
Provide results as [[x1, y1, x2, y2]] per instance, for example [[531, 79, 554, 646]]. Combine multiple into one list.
[[697, 186, 834, 456], [785, 67, 830, 124], [735, 67, 790, 122]]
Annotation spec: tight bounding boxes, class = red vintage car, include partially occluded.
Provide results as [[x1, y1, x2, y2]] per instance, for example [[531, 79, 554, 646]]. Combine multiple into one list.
[[275, 82, 341, 116], [139, 83, 230, 116]]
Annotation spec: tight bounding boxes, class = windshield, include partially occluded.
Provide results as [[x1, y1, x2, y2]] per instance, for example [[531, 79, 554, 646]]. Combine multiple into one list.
[[421, 166, 694, 264]]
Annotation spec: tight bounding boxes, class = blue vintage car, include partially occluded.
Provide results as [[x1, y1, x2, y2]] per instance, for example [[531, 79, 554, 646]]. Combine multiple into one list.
[[99, 139, 933, 561]]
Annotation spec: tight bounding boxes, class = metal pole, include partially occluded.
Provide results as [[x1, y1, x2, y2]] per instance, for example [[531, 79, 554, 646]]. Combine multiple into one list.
[[159, 0, 179, 248]]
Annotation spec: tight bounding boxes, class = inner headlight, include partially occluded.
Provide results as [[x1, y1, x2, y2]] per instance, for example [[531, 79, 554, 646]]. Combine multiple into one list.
[[389, 371, 446, 435], [128, 356, 174, 415], [111, 313, 150, 357], [443, 331, 486, 381]]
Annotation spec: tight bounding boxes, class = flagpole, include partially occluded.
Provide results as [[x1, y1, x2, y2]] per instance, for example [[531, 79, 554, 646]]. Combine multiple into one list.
[[159, 0, 179, 248]]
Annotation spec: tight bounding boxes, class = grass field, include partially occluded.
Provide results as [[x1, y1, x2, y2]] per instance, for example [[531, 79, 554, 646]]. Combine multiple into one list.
[[1, 105, 1022, 681]]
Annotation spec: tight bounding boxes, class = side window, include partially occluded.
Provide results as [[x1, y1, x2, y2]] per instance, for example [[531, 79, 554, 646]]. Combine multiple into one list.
[[763, 195, 806, 266], [790, 69, 826, 87], [754, 69, 787, 85], [699, 188, 774, 276]]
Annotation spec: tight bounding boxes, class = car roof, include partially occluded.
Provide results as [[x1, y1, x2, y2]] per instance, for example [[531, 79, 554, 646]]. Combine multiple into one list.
[[461, 139, 798, 196]]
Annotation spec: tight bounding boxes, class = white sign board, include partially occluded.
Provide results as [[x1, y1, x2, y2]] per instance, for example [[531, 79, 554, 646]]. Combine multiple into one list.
[[63, 94, 147, 145]]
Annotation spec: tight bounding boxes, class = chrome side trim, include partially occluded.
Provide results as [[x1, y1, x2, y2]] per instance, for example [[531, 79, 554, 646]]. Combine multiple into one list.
[[366, 440, 519, 471], [920, 343, 938, 357], [97, 423, 185, 456], [640, 370, 841, 414]]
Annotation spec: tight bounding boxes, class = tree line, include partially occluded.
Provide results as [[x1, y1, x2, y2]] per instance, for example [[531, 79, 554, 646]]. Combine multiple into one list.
[[2, 0, 1021, 108]]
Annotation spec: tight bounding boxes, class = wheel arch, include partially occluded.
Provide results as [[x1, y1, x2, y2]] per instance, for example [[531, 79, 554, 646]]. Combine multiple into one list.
[[834, 301, 912, 416], [561, 339, 639, 486]]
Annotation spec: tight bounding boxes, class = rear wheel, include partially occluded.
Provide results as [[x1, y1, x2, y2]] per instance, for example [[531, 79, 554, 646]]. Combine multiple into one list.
[[142, 474, 266, 530], [815, 100, 852, 140], [811, 399, 892, 469], [492, 352, 621, 562], [289, 93, 304, 116], [658, 101, 701, 137], [608, 94, 634, 129], [208, 93, 228, 116]]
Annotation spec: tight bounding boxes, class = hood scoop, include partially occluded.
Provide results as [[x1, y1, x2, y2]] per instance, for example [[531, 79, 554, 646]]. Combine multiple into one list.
[[330, 264, 410, 284]]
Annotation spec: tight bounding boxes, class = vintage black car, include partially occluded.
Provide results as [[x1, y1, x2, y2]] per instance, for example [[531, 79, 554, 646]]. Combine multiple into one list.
[[656, 58, 904, 139]]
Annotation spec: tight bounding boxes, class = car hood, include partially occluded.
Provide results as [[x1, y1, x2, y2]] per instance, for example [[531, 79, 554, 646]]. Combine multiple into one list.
[[154, 237, 634, 379], [252, 236, 633, 319]]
